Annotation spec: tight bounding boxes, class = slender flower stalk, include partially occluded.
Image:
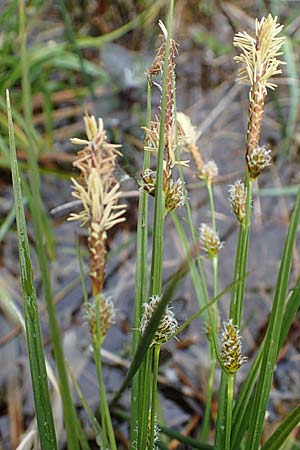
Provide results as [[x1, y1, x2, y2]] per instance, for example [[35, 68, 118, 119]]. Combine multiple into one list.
[[140, 295, 178, 449], [176, 111, 221, 442]]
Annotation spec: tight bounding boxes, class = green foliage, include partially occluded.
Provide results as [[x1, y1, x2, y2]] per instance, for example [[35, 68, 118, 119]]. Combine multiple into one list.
[[3, 2, 300, 450]]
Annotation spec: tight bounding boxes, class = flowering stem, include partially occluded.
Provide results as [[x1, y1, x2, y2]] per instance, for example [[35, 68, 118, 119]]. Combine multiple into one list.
[[225, 374, 234, 450], [149, 344, 160, 450], [230, 174, 253, 326], [207, 181, 216, 231], [138, 349, 152, 450], [199, 182, 219, 443], [199, 344, 216, 442], [149, 0, 174, 295], [93, 294, 117, 450], [130, 76, 152, 450]]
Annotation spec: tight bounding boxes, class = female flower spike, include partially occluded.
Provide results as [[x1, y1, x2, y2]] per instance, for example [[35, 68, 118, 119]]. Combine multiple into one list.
[[233, 15, 285, 179], [199, 224, 224, 258], [221, 319, 246, 375], [140, 295, 178, 346]]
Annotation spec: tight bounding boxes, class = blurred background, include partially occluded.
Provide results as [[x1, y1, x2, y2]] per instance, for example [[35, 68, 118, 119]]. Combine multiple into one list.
[[0, 1, 299, 448]]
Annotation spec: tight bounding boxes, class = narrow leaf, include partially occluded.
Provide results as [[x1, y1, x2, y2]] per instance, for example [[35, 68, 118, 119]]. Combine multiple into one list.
[[260, 405, 300, 450], [245, 189, 300, 450], [7, 89, 58, 450]]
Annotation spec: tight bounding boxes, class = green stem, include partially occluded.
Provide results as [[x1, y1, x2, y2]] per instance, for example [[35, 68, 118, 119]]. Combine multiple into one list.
[[130, 78, 152, 450], [225, 375, 234, 450], [149, 345, 161, 450], [199, 182, 219, 443], [138, 350, 153, 450], [93, 294, 117, 450], [207, 182, 216, 231], [230, 175, 253, 326], [149, 0, 174, 295], [199, 345, 216, 442]]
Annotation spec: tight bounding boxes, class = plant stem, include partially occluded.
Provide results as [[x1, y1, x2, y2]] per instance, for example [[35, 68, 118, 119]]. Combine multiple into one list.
[[203, 182, 219, 442], [138, 349, 153, 450], [130, 77, 152, 450], [199, 344, 216, 442], [149, 344, 161, 450], [149, 0, 174, 295], [225, 375, 234, 450], [207, 182, 216, 231], [93, 294, 117, 450]]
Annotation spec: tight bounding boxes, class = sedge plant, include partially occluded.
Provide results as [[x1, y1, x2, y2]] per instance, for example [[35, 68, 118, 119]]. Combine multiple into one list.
[[5, 4, 300, 450]]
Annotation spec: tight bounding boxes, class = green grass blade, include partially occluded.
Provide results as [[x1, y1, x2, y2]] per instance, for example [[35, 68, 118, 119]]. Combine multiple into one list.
[[0, 205, 17, 243], [245, 189, 300, 450], [6, 89, 58, 450], [232, 277, 300, 449], [159, 424, 214, 450], [58, 0, 95, 98], [19, 0, 55, 258], [278, 277, 300, 348], [69, 366, 103, 449], [260, 405, 300, 450], [18, 2, 81, 447]]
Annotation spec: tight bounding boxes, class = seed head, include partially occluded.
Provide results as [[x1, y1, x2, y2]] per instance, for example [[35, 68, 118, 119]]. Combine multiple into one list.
[[87, 294, 115, 344], [229, 180, 248, 224], [165, 178, 185, 213], [140, 295, 178, 346], [247, 145, 272, 179], [200, 160, 218, 183], [220, 319, 246, 375], [146, 413, 160, 450], [199, 224, 224, 258]]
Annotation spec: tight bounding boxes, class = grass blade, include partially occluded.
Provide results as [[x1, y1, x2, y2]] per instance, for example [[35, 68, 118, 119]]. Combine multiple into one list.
[[260, 405, 300, 450], [232, 277, 300, 449], [6, 89, 57, 450], [245, 189, 300, 450], [159, 424, 214, 450], [19, 2, 81, 447]]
